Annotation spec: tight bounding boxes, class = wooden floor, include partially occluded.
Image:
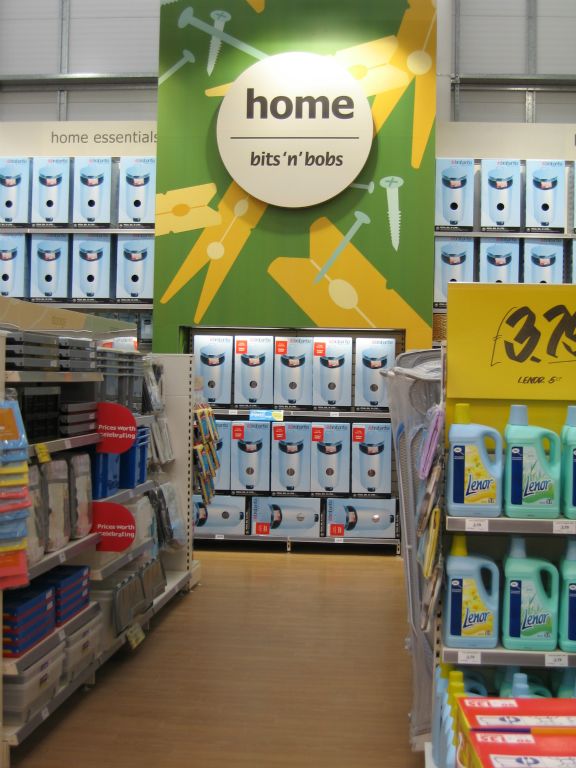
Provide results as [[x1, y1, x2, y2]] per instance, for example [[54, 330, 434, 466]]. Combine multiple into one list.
[[12, 550, 422, 768]]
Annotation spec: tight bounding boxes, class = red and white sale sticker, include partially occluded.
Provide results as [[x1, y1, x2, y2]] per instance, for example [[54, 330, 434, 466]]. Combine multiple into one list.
[[330, 524, 345, 537], [275, 340, 288, 355], [311, 427, 324, 442], [255, 522, 270, 536], [232, 424, 245, 440], [96, 402, 137, 454], [92, 502, 136, 552], [313, 342, 326, 357], [352, 427, 366, 442], [235, 340, 247, 354], [273, 425, 286, 441]]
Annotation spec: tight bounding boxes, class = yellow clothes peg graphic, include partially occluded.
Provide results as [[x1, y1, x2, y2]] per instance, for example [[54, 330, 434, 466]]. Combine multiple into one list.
[[155, 184, 220, 237]]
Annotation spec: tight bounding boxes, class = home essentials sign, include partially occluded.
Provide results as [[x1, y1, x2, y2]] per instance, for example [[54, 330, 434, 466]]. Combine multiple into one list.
[[216, 52, 374, 208]]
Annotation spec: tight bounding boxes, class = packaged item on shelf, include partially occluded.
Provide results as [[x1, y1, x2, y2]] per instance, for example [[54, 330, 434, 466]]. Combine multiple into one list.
[[34, 565, 90, 625], [273, 336, 313, 406], [193, 334, 233, 405], [119, 426, 149, 489], [122, 494, 155, 548], [480, 159, 521, 229], [556, 667, 576, 697], [0, 396, 30, 459], [525, 159, 566, 231], [310, 422, 350, 494], [353, 337, 395, 408], [91, 451, 121, 500], [312, 337, 352, 407], [497, 666, 553, 698], [502, 536, 559, 651], [154, 482, 187, 550], [504, 404, 561, 518], [3, 641, 66, 723], [214, 420, 231, 491], [29, 234, 69, 299], [326, 498, 396, 539], [434, 238, 474, 304], [41, 458, 71, 552], [233, 335, 274, 406], [270, 422, 311, 493], [193, 494, 247, 536], [91, 571, 148, 645], [67, 453, 93, 538], [0, 157, 31, 224], [150, 416, 175, 466], [435, 158, 475, 229], [117, 156, 156, 224], [26, 465, 47, 566], [251, 497, 321, 538], [63, 610, 103, 684], [30, 157, 70, 224], [478, 239, 520, 284], [523, 239, 564, 284], [19, 385, 60, 442], [71, 235, 111, 299], [115, 235, 154, 300], [463, 732, 576, 768], [562, 405, 576, 519], [447, 403, 503, 517], [443, 535, 500, 649], [72, 156, 112, 225], [559, 536, 576, 652], [351, 422, 392, 494], [230, 421, 270, 492], [3, 587, 56, 658], [0, 234, 27, 297], [122, 558, 166, 603]]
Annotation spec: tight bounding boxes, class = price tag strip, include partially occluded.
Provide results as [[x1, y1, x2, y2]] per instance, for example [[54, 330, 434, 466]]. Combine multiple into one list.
[[125, 623, 146, 650]]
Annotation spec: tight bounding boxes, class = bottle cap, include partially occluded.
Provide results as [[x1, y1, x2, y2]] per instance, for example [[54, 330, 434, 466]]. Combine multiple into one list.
[[450, 534, 468, 557], [509, 404, 528, 426], [453, 403, 470, 425], [566, 406, 576, 428], [509, 536, 526, 558]]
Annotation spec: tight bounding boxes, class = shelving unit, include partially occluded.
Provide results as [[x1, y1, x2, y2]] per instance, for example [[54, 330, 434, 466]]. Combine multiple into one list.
[[28, 433, 100, 457], [94, 479, 155, 507], [441, 645, 576, 669], [446, 517, 576, 534], [213, 408, 392, 420], [28, 534, 100, 580], [88, 539, 154, 581], [5, 371, 103, 384], [195, 532, 400, 551]]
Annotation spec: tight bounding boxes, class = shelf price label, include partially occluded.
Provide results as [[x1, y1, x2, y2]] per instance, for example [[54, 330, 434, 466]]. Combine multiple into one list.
[[34, 443, 51, 464], [457, 650, 482, 665], [553, 520, 576, 535], [545, 653, 569, 668], [126, 623, 146, 650], [447, 285, 576, 400], [465, 518, 489, 532]]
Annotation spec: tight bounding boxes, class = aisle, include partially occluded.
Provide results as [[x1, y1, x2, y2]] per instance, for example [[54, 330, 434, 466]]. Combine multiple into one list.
[[12, 551, 421, 768]]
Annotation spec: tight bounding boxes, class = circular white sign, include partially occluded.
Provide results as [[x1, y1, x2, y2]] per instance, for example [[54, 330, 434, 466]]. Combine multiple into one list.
[[216, 52, 374, 208]]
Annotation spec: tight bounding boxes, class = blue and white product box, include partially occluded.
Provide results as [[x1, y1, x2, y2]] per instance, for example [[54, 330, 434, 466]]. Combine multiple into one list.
[[354, 337, 396, 409], [480, 159, 521, 229], [251, 496, 321, 539], [434, 238, 474, 304], [312, 337, 352, 407], [310, 422, 350, 494], [435, 158, 475, 229], [117, 156, 156, 224], [71, 235, 111, 299], [0, 234, 27, 297], [270, 422, 311, 494], [30, 234, 69, 299], [351, 423, 392, 495], [31, 157, 71, 224], [0, 157, 30, 224], [230, 421, 270, 492], [193, 494, 247, 536], [478, 239, 520, 284], [72, 157, 112, 225], [523, 239, 564, 284], [194, 335, 233, 405], [273, 336, 313, 407], [525, 159, 566, 231], [115, 235, 154, 299], [326, 498, 397, 539], [233, 335, 274, 406], [214, 420, 231, 492]]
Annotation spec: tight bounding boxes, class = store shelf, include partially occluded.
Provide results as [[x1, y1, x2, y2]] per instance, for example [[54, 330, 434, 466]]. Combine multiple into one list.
[[95, 479, 155, 506], [28, 432, 100, 457], [446, 516, 576, 534], [51, 303, 154, 312], [135, 414, 155, 427], [3, 603, 101, 676], [0, 227, 153, 235], [89, 538, 154, 581], [28, 534, 100, 580], [435, 229, 568, 239], [441, 644, 576, 669], [195, 533, 398, 546], [5, 371, 103, 384], [212, 408, 390, 420]]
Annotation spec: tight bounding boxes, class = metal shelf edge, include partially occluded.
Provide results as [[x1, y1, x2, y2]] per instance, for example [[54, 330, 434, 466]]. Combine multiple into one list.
[[194, 534, 398, 545], [446, 517, 576, 534], [94, 480, 155, 506], [28, 433, 100, 457], [5, 371, 104, 384], [441, 645, 576, 668], [28, 534, 101, 580], [89, 538, 154, 581]]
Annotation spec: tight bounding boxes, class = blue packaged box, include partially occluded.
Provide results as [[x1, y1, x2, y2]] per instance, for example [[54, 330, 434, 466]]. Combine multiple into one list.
[[0, 157, 31, 224], [31, 157, 71, 224], [117, 156, 156, 224], [0, 234, 27, 298], [326, 498, 397, 539], [72, 157, 112, 225], [4, 587, 55, 629], [91, 451, 121, 499]]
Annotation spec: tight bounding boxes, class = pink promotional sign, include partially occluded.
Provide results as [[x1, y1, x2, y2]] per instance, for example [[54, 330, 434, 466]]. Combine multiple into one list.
[[92, 502, 136, 552], [96, 402, 137, 454]]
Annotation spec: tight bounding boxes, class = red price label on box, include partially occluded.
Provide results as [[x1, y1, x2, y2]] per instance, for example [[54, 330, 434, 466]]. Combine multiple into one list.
[[311, 427, 324, 442], [352, 427, 366, 442], [314, 342, 326, 357], [273, 425, 286, 441], [330, 524, 345, 537], [275, 340, 287, 355], [231, 424, 245, 440], [235, 339, 247, 354], [255, 522, 270, 535]]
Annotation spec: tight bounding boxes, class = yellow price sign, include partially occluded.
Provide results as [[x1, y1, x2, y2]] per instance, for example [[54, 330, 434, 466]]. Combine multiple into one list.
[[125, 623, 145, 650], [34, 443, 51, 464], [447, 283, 576, 401]]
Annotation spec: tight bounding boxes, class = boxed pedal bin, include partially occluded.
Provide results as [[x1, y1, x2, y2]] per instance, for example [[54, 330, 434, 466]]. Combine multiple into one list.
[[351, 422, 392, 494], [310, 422, 350, 494], [251, 497, 321, 538], [193, 494, 248, 536], [326, 498, 397, 539], [230, 421, 271, 492]]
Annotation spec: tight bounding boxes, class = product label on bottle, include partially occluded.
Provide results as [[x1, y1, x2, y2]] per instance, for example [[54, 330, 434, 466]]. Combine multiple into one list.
[[568, 582, 576, 641], [452, 444, 497, 506], [572, 449, 576, 507], [450, 577, 494, 638], [508, 579, 553, 639], [510, 445, 556, 507]]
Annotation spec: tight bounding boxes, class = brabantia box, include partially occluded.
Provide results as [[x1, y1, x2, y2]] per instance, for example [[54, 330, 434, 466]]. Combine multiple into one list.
[[326, 498, 396, 539], [351, 423, 392, 494], [229, 421, 270, 492], [434, 238, 474, 303], [312, 337, 352, 407], [270, 422, 311, 493], [31, 157, 70, 224], [251, 496, 321, 538], [310, 422, 350, 494], [71, 235, 111, 299], [214, 420, 231, 492], [115, 235, 154, 299], [72, 157, 112, 225], [354, 338, 395, 408], [117, 156, 156, 224], [29, 234, 69, 299], [480, 159, 521, 230], [525, 159, 566, 231], [194, 335, 233, 405], [435, 158, 475, 229], [192, 494, 247, 536], [523, 239, 564, 284], [464, 733, 576, 768], [478, 239, 520, 284], [0, 157, 31, 224], [0, 234, 27, 297], [233, 335, 274, 406], [273, 336, 313, 407]]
